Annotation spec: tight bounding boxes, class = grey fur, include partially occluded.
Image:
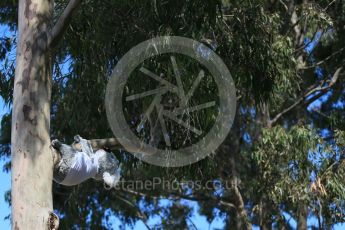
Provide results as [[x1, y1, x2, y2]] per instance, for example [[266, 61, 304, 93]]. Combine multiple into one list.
[[93, 149, 119, 181], [52, 135, 120, 187], [52, 139, 78, 183]]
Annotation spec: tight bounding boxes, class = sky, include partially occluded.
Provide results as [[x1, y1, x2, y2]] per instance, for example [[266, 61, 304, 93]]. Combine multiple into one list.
[[0, 97, 10, 229]]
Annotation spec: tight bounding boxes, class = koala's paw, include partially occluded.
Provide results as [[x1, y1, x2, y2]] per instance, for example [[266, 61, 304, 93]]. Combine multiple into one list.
[[51, 139, 62, 149], [103, 172, 120, 189]]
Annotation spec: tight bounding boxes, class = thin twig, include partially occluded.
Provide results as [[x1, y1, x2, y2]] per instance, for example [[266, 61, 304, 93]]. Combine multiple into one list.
[[269, 67, 343, 125], [300, 46, 345, 70], [278, 0, 288, 11], [323, 0, 337, 11]]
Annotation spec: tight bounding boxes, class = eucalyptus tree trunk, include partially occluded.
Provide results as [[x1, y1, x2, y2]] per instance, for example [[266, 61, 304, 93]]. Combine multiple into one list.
[[11, 0, 54, 229], [11, 0, 83, 227]]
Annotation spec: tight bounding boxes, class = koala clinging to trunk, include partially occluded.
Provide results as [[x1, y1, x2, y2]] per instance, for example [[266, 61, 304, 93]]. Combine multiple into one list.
[[52, 135, 121, 189]]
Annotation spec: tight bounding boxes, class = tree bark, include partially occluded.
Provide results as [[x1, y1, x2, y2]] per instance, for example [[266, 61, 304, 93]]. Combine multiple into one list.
[[11, 0, 54, 229], [220, 116, 252, 230]]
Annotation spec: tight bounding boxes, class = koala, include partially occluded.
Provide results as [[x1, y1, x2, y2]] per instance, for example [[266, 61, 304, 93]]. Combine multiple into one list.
[[52, 135, 121, 188]]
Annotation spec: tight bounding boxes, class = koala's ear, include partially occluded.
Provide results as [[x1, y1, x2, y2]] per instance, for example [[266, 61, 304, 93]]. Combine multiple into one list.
[[74, 135, 81, 143]]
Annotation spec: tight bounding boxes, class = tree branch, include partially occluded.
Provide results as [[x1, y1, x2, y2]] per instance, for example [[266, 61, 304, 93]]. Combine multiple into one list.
[[49, 0, 83, 48], [278, 0, 288, 11], [300, 46, 345, 70], [89, 138, 121, 151], [121, 187, 236, 210], [323, 0, 337, 11], [294, 30, 323, 54], [269, 67, 343, 126], [114, 192, 151, 230]]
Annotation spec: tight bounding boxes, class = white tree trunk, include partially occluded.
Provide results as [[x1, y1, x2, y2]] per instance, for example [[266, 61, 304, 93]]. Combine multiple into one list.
[[11, 0, 54, 229]]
